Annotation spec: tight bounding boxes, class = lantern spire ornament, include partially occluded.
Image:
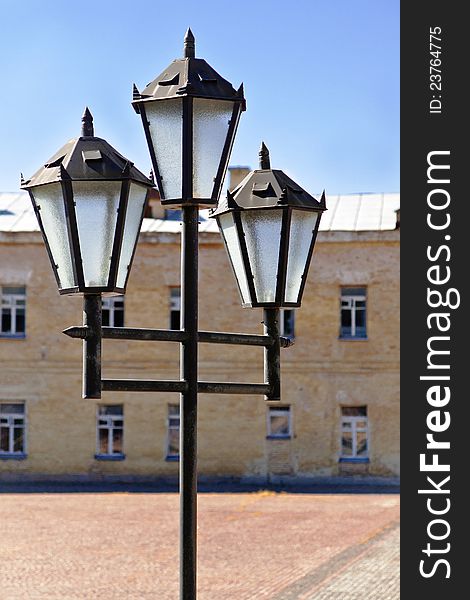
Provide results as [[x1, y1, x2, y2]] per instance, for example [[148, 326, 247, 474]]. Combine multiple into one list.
[[211, 145, 326, 308], [259, 142, 270, 169], [132, 83, 141, 101], [184, 27, 195, 58], [81, 107, 94, 137]]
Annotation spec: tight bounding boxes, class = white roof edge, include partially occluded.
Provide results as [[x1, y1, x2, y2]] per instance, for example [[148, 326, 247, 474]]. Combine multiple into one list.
[[0, 191, 400, 234]]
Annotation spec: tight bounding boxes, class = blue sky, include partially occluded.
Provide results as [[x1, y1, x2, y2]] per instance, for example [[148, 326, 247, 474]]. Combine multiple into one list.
[[0, 0, 399, 195]]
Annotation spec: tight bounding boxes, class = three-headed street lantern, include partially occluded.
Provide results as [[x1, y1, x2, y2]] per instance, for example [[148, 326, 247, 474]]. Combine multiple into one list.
[[132, 28, 245, 208], [21, 30, 324, 600], [21, 108, 154, 295], [211, 143, 326, 308]]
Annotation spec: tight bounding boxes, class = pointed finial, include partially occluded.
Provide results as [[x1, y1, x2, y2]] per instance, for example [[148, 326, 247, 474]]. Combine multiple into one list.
[[132, 83, 141, 101], [121, 160, 132, 176], [81, 107, 94, 137], [259, 142, 270, 169], [184, 28, 195, 58], [20, 172, 25, 186], [149, 169, 155, 185]]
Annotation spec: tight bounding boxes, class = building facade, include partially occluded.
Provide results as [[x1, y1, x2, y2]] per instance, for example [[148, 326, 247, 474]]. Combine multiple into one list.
[[0, 187, 399, 481]]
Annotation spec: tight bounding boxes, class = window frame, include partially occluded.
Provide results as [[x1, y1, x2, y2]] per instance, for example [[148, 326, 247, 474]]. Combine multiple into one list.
[[0, 402, 27, 459], [102, 296, 125, 328], [165, 403, 181, 462], [169, 287, 181, 331], [340, 407, 369, 461], [280, 309, 295, 339], [266, 405, 292, 440], [95, 405, 125, 460], [166, 403, 180, 461], [1, 286, 26, 338], [339, 287, 367, 340]]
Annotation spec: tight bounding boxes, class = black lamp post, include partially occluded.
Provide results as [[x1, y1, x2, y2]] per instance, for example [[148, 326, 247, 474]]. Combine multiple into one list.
[[132, 31, 246, 598], [22, 31, 325, 600]]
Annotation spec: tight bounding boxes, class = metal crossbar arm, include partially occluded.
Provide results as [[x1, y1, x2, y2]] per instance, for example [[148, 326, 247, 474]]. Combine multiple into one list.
[[198, 331, 272, 347], [64, 325, 293, 348], [103, 328, 187, 342], [102, 379, 188, 393], [199, 330, 293, 348], [198, 381, 271, 395], [100, 379, 272, 396], [64, 326, 187, 343]]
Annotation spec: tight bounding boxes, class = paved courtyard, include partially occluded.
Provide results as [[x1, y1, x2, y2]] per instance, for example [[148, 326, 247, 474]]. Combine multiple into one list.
[[0, 489, 399, 599]]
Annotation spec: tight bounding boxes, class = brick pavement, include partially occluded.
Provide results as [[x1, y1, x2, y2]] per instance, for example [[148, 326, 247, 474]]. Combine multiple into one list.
[[0, 491, 399, 599]]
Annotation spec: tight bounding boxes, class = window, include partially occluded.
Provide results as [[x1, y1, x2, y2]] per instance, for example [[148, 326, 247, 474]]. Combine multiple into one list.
[[0, 403, 26, 457], [102, 296, 124, 327], [340, 287, 366, 338], [167, 404, 180, 460], [96, 405, 124, 459], [280, 309, 295, 339], [164, 209, 182, 221], [163, 210, 207, 221], [170, 287, 181, 330], [1, 286, 26, 337], [267, 406, 292, 439], [340, 406, 368, 460]]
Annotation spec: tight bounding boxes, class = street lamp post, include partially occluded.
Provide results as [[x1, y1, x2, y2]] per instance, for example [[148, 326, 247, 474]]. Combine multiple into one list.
[[22, 31, 325, 600]]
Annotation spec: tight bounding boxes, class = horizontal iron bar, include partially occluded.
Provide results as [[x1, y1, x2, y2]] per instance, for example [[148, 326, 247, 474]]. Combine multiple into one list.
[[63, 326, 91, 340], [102, 327, 187, 342], [198, 330, 273, 347], [64, 326, 186, 342], [64, 326, 293, 348], [198, 381, 272, 395], [101, 379, 188, 393], [100, 379, 271, 395]]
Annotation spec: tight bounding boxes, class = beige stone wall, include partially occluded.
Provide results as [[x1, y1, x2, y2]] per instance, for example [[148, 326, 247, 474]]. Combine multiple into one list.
[[0, 227, 399, 479]]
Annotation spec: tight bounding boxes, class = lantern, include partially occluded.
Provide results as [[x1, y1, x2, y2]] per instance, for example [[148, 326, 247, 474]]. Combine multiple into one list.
[[21, 108, 154, 295], [132, 29, 245, 208], [211, 143, 326, 308]]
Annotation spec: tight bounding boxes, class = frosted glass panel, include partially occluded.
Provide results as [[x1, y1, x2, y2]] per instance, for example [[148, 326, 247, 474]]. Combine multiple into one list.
[[145, 99, 182, 199], [193, 99, 233, 199], [116, 183, 148, 289], [73, 181, 121, 287], [240, 210, 282, 303], [32, 184, 75, 289], [285, 210, 318, 302], [219, 213, 250, 304]]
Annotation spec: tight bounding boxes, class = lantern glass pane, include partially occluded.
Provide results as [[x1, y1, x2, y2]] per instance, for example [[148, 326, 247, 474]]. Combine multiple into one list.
[[31, 184, 75, 289], [285, 209, 318, 302], [219, 213, 250, 304], [240, 209, 282, 303], [73, 181, 121, 288], [116, 183, 148, 289], [193, 99, 234, 199], [145, 99, 182, 199]]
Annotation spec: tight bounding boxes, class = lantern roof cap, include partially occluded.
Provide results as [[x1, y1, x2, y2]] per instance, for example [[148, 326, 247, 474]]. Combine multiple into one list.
[[210, 144, 326, 217], [132, 30, 245, 111], [22, 110, 154, 190]]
